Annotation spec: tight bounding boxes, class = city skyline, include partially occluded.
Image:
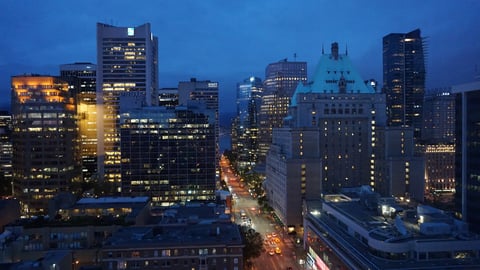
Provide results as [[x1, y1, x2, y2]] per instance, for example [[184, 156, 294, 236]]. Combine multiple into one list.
[[1, 0, 479, 113]]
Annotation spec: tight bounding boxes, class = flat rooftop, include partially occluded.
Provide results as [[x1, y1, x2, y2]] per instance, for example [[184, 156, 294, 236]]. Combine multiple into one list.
[[76, 196, 150, 205], [103, 223, 243, 249]]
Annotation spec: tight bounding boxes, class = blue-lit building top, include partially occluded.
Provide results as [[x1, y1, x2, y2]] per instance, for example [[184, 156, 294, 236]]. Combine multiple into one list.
[[291, 43, 375, 107]]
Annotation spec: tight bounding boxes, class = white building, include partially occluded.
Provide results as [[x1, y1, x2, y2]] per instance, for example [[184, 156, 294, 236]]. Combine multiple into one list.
[[96, 23, 158, 187], [303, 191, 480, 269]]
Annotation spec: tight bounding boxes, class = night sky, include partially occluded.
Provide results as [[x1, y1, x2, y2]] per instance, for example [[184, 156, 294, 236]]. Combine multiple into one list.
[[1, 0, 479, 114]]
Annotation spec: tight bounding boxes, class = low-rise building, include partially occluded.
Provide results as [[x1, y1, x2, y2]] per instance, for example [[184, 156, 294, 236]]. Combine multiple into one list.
[[59, 196, 151, 226], [303, 187, 480, 269], [1, 196, 150, 267], [101, 222, 244, 270]]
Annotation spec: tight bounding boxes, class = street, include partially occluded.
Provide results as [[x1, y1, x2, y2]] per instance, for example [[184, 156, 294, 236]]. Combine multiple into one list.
[[220, 156, 305, 270]]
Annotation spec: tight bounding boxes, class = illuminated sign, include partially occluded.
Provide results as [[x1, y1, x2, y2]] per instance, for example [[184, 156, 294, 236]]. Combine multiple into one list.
[[128, 27, 135, 36], [207, 82, 218, 88]]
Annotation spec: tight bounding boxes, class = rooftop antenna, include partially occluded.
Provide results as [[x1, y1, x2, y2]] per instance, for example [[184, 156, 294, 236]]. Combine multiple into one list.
[[294, 53, 297, 61], [322, 44, 324, 55], [345, 44, 348, 55]]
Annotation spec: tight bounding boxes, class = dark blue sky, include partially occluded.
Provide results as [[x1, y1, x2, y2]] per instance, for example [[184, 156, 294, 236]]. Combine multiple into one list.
[[1, 0, 479, 113]]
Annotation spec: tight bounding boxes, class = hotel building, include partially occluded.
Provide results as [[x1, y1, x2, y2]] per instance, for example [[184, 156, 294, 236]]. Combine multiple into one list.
[[265, 43, 426, 233]]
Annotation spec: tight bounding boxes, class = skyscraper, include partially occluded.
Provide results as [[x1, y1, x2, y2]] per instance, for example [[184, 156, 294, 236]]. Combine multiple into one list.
[[422, 88, 455, 143], [120, 105, 216, 206], [422, 88, 455, 198], [258, 59, 307, 163], [383, 29, 426, 139], [60, 62, 97, 182], [11, 75, 79, 215], [96, 23, 158, 190], [0, 111, 13, 195], [233, 76, 263, 171], [453, 81, 480, 233]]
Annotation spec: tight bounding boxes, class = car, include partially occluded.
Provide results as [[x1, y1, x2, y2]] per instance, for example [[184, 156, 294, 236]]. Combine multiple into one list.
[[275, 247, 281, 254], [268, 249, 275, 256]]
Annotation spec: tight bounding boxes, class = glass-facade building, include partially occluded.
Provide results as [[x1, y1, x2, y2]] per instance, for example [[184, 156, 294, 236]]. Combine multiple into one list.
[[120, 106, 216, 206], [11, 75, 79, 215], [0, 111, 13, 195], [233, 76, 263, 171], [96, 23, 158, 190], [178, 78, 219, 176], [60, 62, 97, 182], [383, 29, 426, 139], [453, 81, 480, 233], [423, 88, 456, 195], [258, 59, 307, 163]]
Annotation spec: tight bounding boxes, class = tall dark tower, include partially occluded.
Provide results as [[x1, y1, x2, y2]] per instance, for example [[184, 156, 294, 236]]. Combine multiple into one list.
[[453, 81, 480, 233], [60, 63, 97, 182], [383, 29, 426, 139], [234, 77, 263, 171]]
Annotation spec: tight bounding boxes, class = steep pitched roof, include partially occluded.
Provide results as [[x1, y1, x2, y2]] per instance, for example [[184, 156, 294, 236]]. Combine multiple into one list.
[[291, 43, 375, 106]]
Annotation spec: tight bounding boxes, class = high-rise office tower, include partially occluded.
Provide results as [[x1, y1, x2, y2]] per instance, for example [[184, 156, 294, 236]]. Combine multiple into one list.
[[11, 75, 79, 215], [60, 62, 97, 182], [422, 88, 455, 144], [233, 76, 263, 171], [258, 59, 307, 163], [120, 105, 216, 206], [178, 78, 219, 174], [96, 23, 158, 190], [453, 81, 480, 233], [0, 111, 13, 195], [422, 88, 455, 196], [383, 29, 426, 139]]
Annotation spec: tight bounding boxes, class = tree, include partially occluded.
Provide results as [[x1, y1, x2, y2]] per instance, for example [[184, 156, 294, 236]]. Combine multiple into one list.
[[240, 225, 265, 262], [0, 173, 11, 196]]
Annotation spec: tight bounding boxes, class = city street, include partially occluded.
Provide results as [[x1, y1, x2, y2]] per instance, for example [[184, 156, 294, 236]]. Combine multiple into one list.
[[220, 156, 304, 270]]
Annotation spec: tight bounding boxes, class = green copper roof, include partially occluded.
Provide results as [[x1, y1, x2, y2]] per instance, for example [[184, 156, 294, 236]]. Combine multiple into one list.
[[291, 43, 375, 106]]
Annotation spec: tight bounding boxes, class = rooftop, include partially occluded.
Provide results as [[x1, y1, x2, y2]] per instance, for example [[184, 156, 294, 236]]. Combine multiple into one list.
[[103, 223, 243, 249], [291, 42, 375, 106], [76, 196, 149, 205]]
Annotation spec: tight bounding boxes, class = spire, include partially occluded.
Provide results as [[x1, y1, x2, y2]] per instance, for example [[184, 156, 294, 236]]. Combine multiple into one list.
[[345, 44, 348, 55], [331, 42, 339, 60], [322, 44, 324, 55]]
